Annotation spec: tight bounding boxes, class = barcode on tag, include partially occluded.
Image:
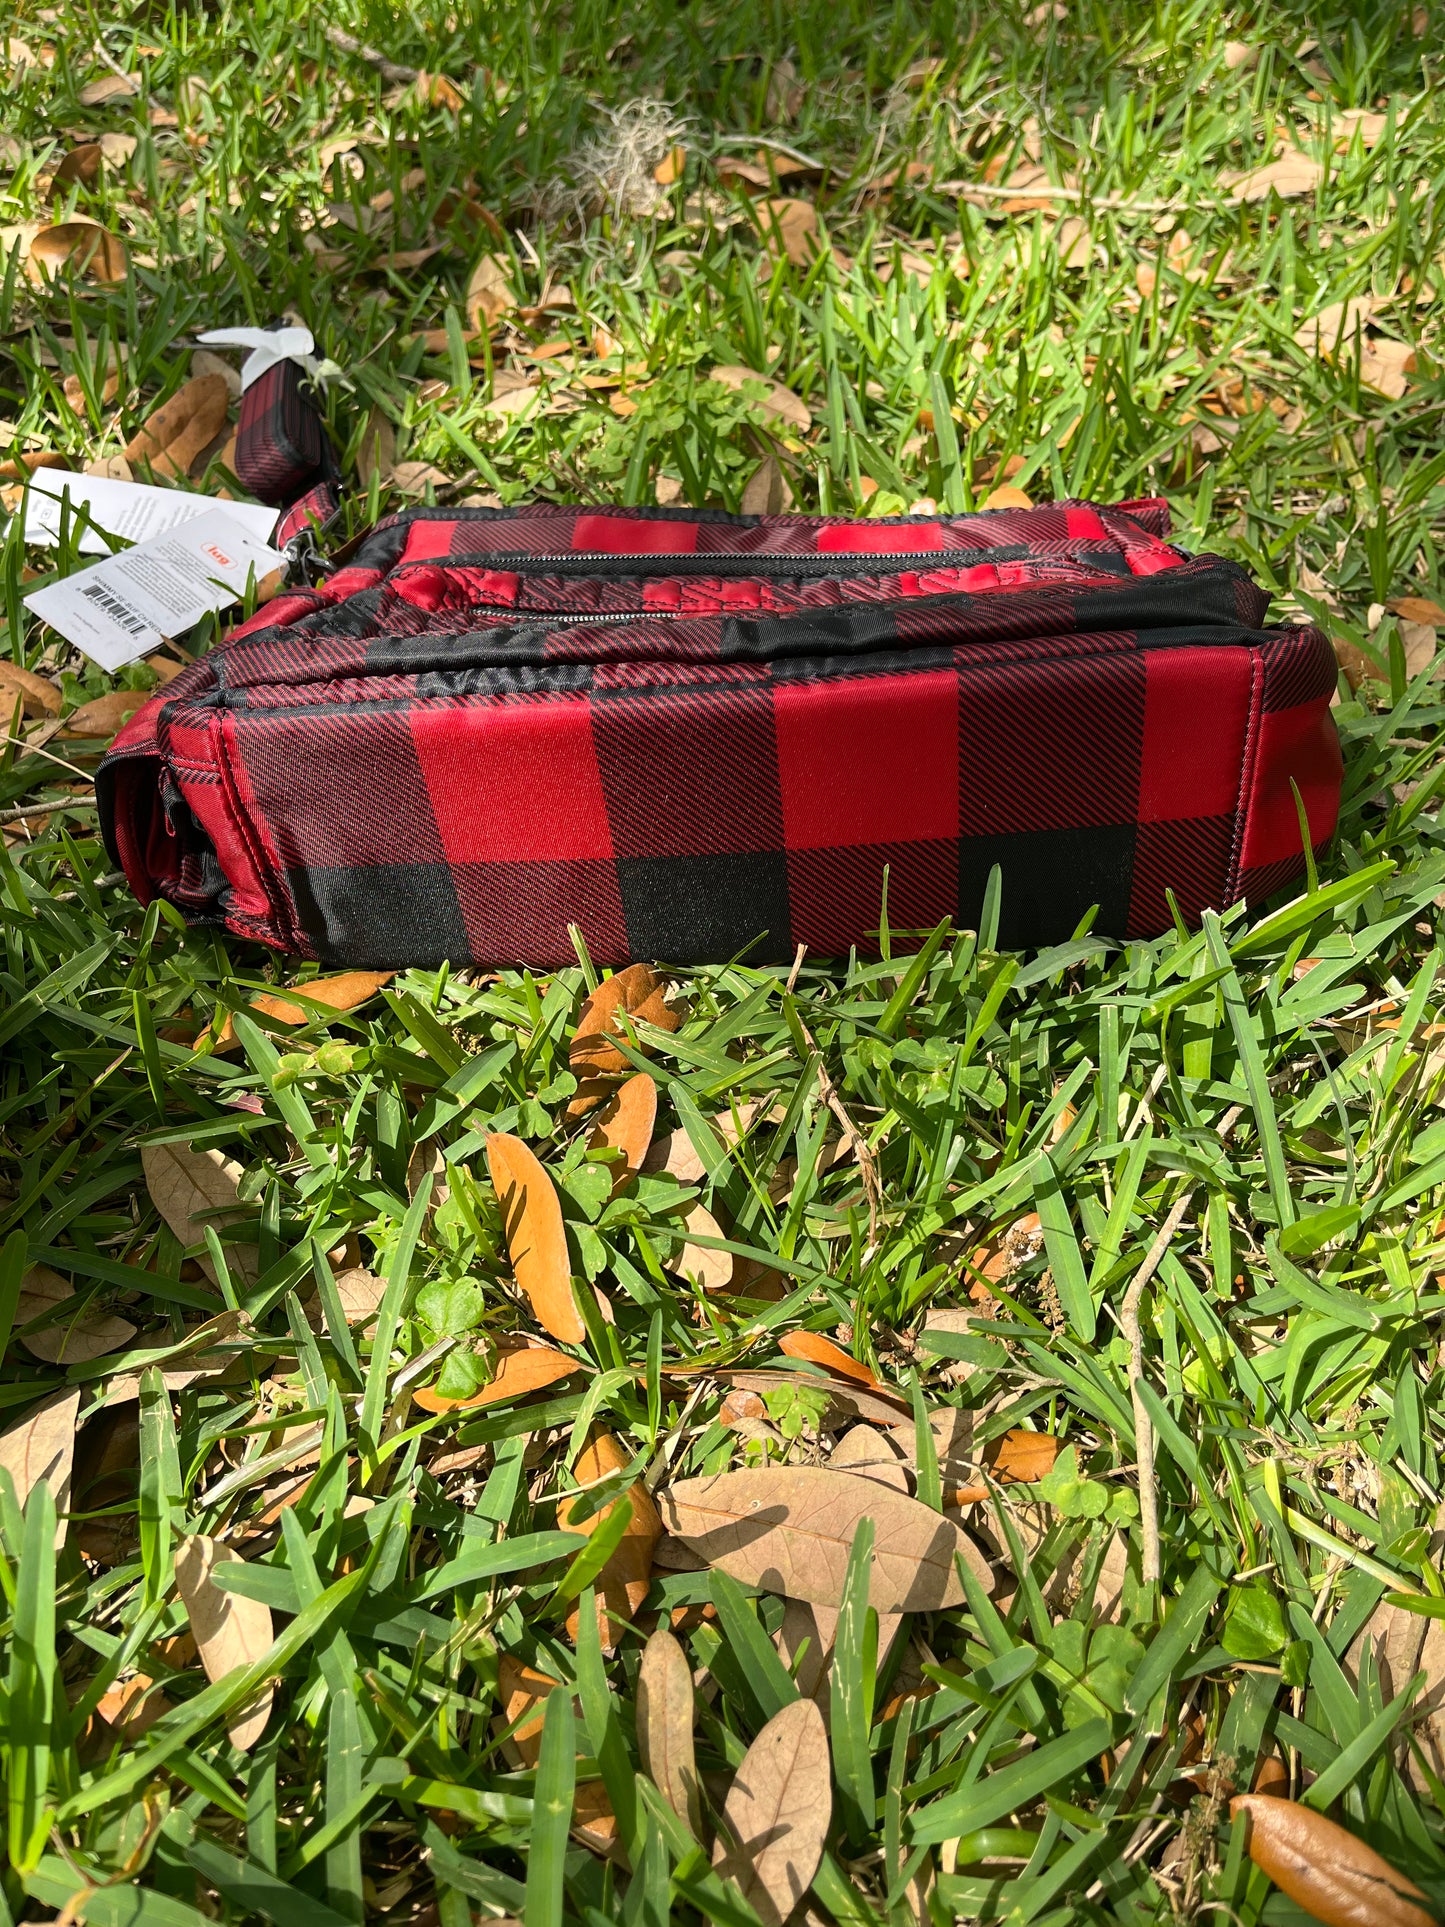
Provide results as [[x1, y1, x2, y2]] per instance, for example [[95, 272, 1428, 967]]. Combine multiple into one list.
[[23, 506, 287, 673], [79, 579, 150, 637]]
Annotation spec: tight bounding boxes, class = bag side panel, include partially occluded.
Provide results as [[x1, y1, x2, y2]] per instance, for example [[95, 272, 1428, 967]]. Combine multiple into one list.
[[207, 631, 1267, 966], [1234, 625, 1343, 904]]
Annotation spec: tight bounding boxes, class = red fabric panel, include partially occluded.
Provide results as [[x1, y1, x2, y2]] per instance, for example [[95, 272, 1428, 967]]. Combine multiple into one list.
[[775, 670, 959, 850], [1136, 647, 1252, 824], [1237, 698, 1343, 874], [1065, 505, 1107, 540], [410, 698, 614, 862], [816, 523, 947, 553], [402, 518, 462, 562], [573, 514, 699, 554]]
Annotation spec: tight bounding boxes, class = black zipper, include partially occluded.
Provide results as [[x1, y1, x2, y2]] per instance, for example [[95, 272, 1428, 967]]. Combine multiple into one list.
[[409, 543, 1034, 580]]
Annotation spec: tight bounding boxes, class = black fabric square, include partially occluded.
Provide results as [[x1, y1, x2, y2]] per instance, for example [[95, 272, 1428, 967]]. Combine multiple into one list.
[[617, 851, 792, 963], [958, 823, 1136, 947], [288, 862, 469, 967]]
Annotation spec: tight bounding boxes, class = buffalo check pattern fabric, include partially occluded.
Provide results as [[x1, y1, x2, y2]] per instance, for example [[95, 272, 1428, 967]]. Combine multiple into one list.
[[98, 499, 1343, 967]]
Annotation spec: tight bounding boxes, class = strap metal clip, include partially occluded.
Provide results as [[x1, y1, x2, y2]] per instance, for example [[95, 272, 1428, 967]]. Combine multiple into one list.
[[282, 526, 337, 585]]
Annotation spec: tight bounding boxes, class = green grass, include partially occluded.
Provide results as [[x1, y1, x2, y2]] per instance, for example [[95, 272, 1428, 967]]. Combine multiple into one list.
[[3, 0, 1445, 1921]]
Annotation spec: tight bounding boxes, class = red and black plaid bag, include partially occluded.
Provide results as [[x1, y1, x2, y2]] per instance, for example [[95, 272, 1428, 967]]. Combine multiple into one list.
[[98, 494, 1342, 967]]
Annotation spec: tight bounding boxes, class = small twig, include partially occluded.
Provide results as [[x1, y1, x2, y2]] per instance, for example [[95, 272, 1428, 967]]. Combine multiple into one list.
[[323, 26, 420, 86], [713, 134, 831, 173], [1, 733, 97, 781], [1121, 1061, 1169, 1143], [785, 941, 807, 995], [790, 999, 882, 1248], [934, 177, 1183, 214], [1120, 1186, 1196, 1588], [0, 798, 80, 825]]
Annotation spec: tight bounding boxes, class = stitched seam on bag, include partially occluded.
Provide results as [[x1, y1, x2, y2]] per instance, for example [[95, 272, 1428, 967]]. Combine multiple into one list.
[[1225, 645, 1265, 903], [212, 710, 298, 949], [195, 627, 1263, 718]]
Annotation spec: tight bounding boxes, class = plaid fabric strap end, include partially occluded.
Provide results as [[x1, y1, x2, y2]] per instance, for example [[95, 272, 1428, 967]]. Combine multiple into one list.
[[234, 357, 337, 509], [275, 482, 342, 551]]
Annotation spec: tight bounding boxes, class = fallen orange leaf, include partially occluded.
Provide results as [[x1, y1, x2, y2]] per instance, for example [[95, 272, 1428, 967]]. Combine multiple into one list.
[[485, 1134, 586, 1343], [411, 1342, 578, 1413], [779, 1331, 880, 1390]]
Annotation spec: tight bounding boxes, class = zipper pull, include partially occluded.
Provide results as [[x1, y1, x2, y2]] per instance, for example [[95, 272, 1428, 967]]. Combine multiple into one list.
[[159, 770, 185, 837]]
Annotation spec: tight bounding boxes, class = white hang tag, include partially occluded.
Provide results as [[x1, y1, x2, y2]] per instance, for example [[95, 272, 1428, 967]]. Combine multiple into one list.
[[195, 324, 318, 392], [22, 468, 279, 554], [24, 508, 286, 673]]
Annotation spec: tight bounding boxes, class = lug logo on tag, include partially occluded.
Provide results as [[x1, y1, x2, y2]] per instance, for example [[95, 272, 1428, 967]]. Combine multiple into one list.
[[202, 542, 234, 567]]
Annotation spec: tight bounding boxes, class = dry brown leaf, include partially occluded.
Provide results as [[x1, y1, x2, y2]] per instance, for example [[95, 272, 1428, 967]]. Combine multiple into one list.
[[741, 453, 795, 515], [716, 1367, 911, 1430], [0, 663, 61, 718], [301, 1266, 385, 1338], [467, 250, 515, 330], [1358, 342, 1415, 401], [775, 1598, 906, 1719], [124, 375, 230, 480], [1295, 294, 1379, 356], [29, 221, 127, 284], [411, 1342, 578, 1413], [636, 1628, 701, 1831], [390, 460, 451, 494], [257, 968, 392, 1027], [987, 1427, 1060, 1484], [1230, 1795, 1433, 1927], [210, 969, 393, 1050], [357, 408, 396, 489], [895, 1405, 978, 1499], [571, 963, 679, 1076], [713, 1698, 831, 1927], [654, 145, 686, 186], [0, 1389, 78, 1543], [53, 144, 104, 189], [658, 1465, 992, 1609], [414, 70, 465, 110], [1223, 40, 1257, 69], [1334, 108, 1393, 151], [84, 453, 134, 482], [642, 1128, 708, 1184], [759, 197, 818, 267], [1390, 595, 1445, 626], [60, 688, 149, 738], [1053, 215, 1092, 269], [982, 484, 1033, 511], [1223, 152, 1323, 202], [566, 1075, 622, 1121], [485, 1133, 585, 1343], [588, 1072, 656, 1187], [92, 1674, 169, 1742], [495, 1654, 569, 1767], [776, 1598, 834, 1702], [174, 1535, 274, 1750], [490, 1660, 620, 1857], [720, 1387, 770, 1428], [141, 1141, 259, 1286], [708, 363, 812, 434], [779, 1331, 879, 1389], [1401, 620, 1437, 679], [78, 72, 139, 104], [14, 1265, 135, 1364], [828, 1424, 910, 1491], [100, 130, 139, 167], [560, 1432, 662, 1649], [0, 447, 69, 481], [573, 1780, 622, 1861], [677, 1201, 733, 1293]]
